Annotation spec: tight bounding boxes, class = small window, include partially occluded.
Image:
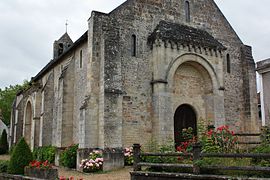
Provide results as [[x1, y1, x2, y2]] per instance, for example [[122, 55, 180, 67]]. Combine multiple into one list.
[[79, 50, 83, 68], [226, 54, 231, 73], [131, 34, 136, 57], [185, 1, 190, 23], [58, 43, 64, 56]]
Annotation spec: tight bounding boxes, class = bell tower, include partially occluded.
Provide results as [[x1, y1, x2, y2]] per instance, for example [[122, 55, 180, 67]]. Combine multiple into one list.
[[53, 32, 73, 59]]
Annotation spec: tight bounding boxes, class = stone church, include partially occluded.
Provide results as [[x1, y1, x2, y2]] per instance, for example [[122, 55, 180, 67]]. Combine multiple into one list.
[[10, 0, 259, 167]]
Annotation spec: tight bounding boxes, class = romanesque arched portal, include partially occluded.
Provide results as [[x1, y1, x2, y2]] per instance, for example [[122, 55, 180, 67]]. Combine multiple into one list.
[[174, 104, 196, 147]]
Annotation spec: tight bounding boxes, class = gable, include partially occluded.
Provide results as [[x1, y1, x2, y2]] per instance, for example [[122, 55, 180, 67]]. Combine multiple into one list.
[[107, 0, 243, 47]]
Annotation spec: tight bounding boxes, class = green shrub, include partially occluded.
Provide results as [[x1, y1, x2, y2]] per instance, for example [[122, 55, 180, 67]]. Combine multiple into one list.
[[8, 138, 32, 174], [0, 160, 9, 173], [251, 144, 270, 167], [251, 126, 270, 167], [0, 130, 9, 154], [59, 144, 78, 168], [261, 126, 270, 144], [142, 140, 189, 172], [33, 146, 56, 164]]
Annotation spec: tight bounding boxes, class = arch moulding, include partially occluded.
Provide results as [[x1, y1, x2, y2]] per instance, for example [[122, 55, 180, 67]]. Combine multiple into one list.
[[166, 53, 221, 94]]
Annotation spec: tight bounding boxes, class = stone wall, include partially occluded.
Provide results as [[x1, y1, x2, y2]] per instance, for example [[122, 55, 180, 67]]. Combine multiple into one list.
[[93, 0, 258, 147], [73, 43, 88, 145], [40, 72, 54, 146]]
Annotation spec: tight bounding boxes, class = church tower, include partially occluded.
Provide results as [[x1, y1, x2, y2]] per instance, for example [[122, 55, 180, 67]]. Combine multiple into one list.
[[53, 33, 73, 59]]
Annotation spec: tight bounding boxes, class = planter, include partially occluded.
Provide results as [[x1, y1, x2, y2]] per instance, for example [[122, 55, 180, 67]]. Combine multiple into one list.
[[24, 167, 58, 180], [82, 168, 103, 173]]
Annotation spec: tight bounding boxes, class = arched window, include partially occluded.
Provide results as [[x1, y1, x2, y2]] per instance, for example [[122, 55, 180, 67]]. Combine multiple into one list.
[[226, 54, 231, 73], [79, 50, 83, 68], [131, 34, 136, 57], [185, 1, 191, 23]]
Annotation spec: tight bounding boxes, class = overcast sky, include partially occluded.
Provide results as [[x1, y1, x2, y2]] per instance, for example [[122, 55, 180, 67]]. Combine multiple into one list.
[[0, 0, 269, 89]]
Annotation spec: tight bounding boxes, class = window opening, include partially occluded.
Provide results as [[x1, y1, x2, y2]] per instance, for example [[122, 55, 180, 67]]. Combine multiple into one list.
[[226, 54, 231, 73], [185, 1, 191, 23], [131, 35, 136, 57], [80, 50, 83, 68]]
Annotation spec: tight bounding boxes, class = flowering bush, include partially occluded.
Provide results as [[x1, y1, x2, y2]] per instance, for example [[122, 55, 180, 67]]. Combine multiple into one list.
[[124, 147, 134, 165], [29, 160, 52, 169], [176, 127, 196, 154], [80, 150, 103, 173], [202, 125, 238, 153]]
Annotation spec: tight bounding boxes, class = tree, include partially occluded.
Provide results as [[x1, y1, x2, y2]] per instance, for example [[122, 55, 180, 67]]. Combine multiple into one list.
[[8, 137, 32, 175], [0, 80, 30, 125], [0, 129, 9, 154]]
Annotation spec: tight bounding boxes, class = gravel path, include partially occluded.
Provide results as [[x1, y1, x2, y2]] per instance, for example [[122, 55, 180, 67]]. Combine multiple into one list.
[[0, 155, 131, 180], [0, 154, 10, 161]]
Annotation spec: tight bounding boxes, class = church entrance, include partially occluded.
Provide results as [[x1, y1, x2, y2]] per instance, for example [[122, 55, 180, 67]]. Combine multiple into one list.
[[174, 104, 197, 147]]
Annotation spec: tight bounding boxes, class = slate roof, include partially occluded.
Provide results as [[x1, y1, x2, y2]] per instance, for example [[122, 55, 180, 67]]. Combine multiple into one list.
[[148, 21, 226, 50]]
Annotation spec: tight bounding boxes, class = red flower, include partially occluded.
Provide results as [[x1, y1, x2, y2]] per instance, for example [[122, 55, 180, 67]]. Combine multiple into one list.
[[177, 156, 183, 161], [59, 176, 66, 180], [207, 129, 213, 136]]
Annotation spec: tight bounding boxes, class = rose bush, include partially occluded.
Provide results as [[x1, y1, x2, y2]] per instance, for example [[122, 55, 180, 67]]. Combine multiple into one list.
[[202, 125, 238, 153]]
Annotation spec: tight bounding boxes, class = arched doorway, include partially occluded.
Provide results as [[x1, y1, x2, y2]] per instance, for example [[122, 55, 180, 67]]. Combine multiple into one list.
[[24, 101, 32, 146], [174, 104, 197, 147]]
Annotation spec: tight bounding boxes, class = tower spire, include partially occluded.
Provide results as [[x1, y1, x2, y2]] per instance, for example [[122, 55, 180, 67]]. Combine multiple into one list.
[[65, 20, 68, 33]]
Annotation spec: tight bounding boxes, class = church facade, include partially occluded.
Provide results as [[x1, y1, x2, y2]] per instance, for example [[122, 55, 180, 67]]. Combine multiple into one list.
[[10, 0, 259, 159]]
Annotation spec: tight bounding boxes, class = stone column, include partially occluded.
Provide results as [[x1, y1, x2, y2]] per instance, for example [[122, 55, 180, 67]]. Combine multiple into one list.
[[152, 81, 172, 145], [213, 92, 226, 128]]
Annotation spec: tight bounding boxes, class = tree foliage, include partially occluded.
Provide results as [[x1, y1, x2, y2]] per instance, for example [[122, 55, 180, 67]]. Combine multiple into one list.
[[0, 80, 30, 125]]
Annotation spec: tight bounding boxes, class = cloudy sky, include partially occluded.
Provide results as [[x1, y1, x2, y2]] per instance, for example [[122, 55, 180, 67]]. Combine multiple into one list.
[[0, 0, 269, 89]]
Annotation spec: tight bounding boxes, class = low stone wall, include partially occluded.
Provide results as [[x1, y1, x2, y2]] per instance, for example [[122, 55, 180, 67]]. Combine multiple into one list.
[[24, 167, 58, 180], [130, 171, 269, 180], [77, 148, 124, 172], [103, 148, 124, 171], [0, 173, 44, 180]]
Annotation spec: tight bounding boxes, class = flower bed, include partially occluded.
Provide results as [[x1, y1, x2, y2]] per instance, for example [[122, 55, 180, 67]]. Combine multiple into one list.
[[24, 160, 58, 179], [79, 150, 103, 173]]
